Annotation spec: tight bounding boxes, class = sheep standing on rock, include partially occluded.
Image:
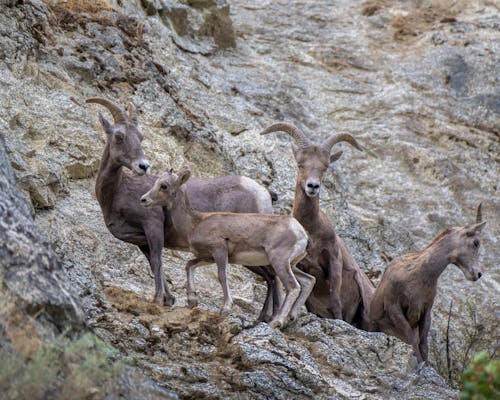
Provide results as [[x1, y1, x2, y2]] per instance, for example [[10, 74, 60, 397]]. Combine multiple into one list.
[[370, 205, 486, 363], [261, 123, 375, 330], [141, 166, 316, 329], [87, 98, 280, 314]]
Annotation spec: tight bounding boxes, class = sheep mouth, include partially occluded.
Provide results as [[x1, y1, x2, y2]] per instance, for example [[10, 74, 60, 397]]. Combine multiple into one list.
[[305, 189, 319, 197]]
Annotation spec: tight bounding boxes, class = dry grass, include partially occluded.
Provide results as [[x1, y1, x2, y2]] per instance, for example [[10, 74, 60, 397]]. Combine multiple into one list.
[[42, 0, 114, 14]]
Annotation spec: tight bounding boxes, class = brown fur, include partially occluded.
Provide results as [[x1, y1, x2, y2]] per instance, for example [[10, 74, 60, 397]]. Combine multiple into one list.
[[261, 123, 375, 330], [141, 167, 316, 328], [370, 208, 486, 363], [87, 98, 277, 310]]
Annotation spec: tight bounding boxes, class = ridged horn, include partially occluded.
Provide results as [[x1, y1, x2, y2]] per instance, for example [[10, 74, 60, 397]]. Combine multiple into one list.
[[86, 98, 127, 125], [476, 203, 483, 223], [321, 133, 363, 154], [260, 123, 311, 148], [128, 102, 138, 126]]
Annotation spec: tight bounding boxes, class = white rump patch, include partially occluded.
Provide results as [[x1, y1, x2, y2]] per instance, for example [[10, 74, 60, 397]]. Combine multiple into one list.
[[231, 251, 269, 266], [238, 177, 273, 213], [289, 219, 308, 262]]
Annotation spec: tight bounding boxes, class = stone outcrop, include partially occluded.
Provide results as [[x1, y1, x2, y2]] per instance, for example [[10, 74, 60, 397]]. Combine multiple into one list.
[[0, 0, 498, 397]]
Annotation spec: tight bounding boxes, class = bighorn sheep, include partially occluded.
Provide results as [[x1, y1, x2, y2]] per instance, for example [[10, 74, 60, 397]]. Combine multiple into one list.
[[87, 98, 279, 314], [141, 166, 316, 328], [261, 123, 375, 329], [370, 205, 486, 363]]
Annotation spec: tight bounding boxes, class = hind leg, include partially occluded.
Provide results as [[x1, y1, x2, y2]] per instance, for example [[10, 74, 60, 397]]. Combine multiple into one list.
[[268, 260, 301, 329], [212, 248, 232, 316], [245, 266, 277, 322], [289, 267, 316, 320]]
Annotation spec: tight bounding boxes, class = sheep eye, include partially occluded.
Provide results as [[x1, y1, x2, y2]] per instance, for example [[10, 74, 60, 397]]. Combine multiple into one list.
[[473, 239, 480, 248]]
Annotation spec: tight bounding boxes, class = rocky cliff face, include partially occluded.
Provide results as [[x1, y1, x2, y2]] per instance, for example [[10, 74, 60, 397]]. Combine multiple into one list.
[[0, 0, 498, 398]]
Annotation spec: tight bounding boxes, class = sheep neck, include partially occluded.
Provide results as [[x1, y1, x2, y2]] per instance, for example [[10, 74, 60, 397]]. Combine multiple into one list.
[[169, 186, 203, 241], [292, 179, 320, 230], [412, 233, 454, 285], [95, 143, 122, 220]]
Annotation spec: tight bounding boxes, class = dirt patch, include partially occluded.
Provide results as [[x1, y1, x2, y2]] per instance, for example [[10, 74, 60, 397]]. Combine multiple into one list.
[[104, 286, 225, 331], [362, 0, 463, 42]]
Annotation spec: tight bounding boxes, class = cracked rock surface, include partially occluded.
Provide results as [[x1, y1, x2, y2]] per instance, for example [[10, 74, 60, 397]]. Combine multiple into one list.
[[0, 0, 498, 398]]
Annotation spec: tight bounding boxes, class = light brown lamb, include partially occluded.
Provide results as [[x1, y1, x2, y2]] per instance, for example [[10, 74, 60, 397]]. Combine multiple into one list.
[[370, 205, 486, 363], [141, 166, 316, 328], [87, 98, 279, 314]]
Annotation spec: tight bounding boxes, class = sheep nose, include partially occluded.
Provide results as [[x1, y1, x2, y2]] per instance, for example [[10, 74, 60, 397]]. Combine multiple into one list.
[[307, 182, 320, 190], [139, 161, 149, 172]]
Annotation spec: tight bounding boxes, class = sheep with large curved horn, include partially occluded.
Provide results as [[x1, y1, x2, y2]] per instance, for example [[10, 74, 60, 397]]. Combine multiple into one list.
[[86, 98, 127, 125], [260, 123, 311, 148]]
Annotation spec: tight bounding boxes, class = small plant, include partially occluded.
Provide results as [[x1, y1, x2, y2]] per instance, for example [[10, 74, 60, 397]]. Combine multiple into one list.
[[0, 332, 122, 400], [460, 351, 499, 400]]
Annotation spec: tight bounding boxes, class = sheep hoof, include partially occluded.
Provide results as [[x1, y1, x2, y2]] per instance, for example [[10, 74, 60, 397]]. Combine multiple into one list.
[[268, 319, 282, 329], [164, 294, 175, 307], [187, 297, 198, 308], [219, 307, 230, 316]]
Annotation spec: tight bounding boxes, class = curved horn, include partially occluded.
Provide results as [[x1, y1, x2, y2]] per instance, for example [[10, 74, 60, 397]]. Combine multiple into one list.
[[86, 98, 127, 124], [476, 203, 483, 223], [321, 133, 363, 154], [260, 123, 311, 148], [128, 102, 138, 126]]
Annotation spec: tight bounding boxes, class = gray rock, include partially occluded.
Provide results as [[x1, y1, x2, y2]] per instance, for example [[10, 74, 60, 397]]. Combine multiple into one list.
[[0, 0, 497, 398]]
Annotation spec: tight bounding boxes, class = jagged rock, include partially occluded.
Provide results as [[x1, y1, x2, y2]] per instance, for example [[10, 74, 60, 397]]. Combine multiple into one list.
[[158, 0, 236, 53], [0, 0, 498, 397], [0, 132, 83, 332]]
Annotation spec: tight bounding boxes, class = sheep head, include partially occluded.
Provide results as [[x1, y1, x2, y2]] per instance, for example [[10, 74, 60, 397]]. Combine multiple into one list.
[[261, 123, 363, 197], [141, 166, 191, 208], [86, 98, 149, 175]]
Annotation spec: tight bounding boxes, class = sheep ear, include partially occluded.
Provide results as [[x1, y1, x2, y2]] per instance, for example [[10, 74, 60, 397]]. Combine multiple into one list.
[[177, 166, 191, 186], [98, 113, 113, 136], [330, 150, 343, 164], [464, 221, 487, 236]]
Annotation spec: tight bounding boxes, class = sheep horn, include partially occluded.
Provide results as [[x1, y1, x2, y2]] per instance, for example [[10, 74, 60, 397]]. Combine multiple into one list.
[[86, 98, 127, 125], [476, 203, 483, 223], [321, 133, 363, 154], [260, 123, 311, 148], [128, 102, 138, 126], [322, 133, 378, 158]]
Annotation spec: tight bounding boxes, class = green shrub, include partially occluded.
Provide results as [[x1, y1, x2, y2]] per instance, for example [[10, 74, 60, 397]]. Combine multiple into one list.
[[0, 332, 122, 400], [460, 350, 499, 400]]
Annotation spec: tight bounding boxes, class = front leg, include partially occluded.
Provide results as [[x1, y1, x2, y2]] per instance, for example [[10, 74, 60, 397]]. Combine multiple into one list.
[[185, 259, 203, 308], [143, 228, 175, 306], [139, 244, 174, 306], [327, 250, 343, 320], [212, 248, 232, 316], [388, 304, 423, 363], [418, 304, 433, 363]]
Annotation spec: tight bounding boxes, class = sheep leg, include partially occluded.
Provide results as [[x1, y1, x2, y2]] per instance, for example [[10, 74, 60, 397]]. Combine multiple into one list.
[[143, 229, 175, 306], [418, 305, 433, 362], [186, 258, 204, 308], [212, 248, 232, 316], [289, 267, 316, 320], [327, 253, 343, 320], [388, 305, 423, 363], [139, 245, 172, 303], [268, 258, 301, 329], [245, 266, 276, 322]]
